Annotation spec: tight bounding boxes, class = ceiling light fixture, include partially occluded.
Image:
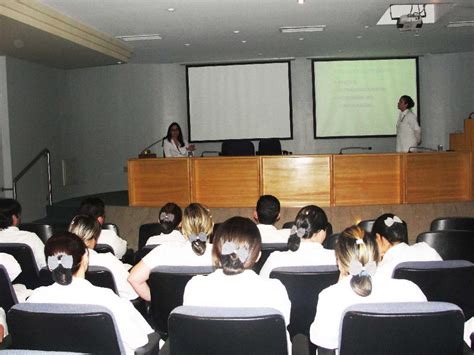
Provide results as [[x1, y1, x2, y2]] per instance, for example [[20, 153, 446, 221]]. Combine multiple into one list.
[[167, 8, 175, 12], [297, 0, 305, 4], [241, 40, 247, 43], [116, 34, 162, 41], [233, 30, 240, 34], [184, 43, 191, 46], [446, 20, 474, 28], [280, 25, 326, 33]]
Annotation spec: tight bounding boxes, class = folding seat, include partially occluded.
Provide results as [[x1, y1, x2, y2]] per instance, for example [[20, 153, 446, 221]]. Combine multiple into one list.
[[253, 242, 288, 274], [357, 219, 375, 233], [18, 223, 53, 244], [0, 265, 18, 313], [416, 230, 474, 262], [138, 223, 162, 250], [0, 243, 40, 289], [430, 217, 474, 232]]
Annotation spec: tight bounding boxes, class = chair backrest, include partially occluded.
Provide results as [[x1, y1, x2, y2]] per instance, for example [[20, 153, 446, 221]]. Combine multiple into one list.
[[257, 138, 282, 155], [253, 243, 289, 274], [18, 223, 54, 244], [168, 306, 288, 355], [138, 223, 162, 250], [8, 303, 124, 354], [95, 243, 115, 255], [38, 266, 119, 294], [102, 222, 119, 235], [393, 260, 474, 319], [323, 233, 339, 250], [357, 219, 375, 233], [134, 245, 157, 264], [270, 265, 339, 340], [0, 243, 40, 289], [416, 230, 474, 262], [430, 217, 474, 231], [339, 302, 464, 355], [221, 140, 255, 156], [148, 265, 214, 337], [0, 265, 18, 312]]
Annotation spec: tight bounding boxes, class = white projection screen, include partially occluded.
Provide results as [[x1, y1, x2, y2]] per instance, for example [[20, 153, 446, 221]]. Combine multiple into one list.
[[313, 58, 418, 138], [187, 61, 293, 142]]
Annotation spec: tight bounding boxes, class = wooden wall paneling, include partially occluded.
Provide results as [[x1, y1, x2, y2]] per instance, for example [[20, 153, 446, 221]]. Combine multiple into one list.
[[191, 157, 260, 207], [128, 158, 190, 207], [333, 154, 403, 206], [261, 155, 331, 207], [405, 152, 471, 203]]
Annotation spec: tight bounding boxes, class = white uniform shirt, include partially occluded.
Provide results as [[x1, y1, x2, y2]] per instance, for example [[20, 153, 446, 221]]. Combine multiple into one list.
[[396, 109, 421, 152], [0, 226, 46, 269], [27, 277, 153, 355], [310, 276, 427, 350], [260, 242, 336, 278], [145, 230, 186, 246], [257, 224, 291, 244], [142, 240, 213, 269], [376, 242, 443, 279], [163, 138, 189, 157], [0, 252, 22, 281], [464, 317, 473, 347], [0, 307, 7, 338], [88, 249, 138, 300], [98, 229, 127, 260]]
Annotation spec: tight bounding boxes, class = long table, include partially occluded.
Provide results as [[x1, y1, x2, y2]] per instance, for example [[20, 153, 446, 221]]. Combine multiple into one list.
[[128, 152, 472, 207]]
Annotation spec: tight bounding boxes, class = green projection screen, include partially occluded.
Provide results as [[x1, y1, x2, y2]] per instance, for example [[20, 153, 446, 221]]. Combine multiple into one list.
[[313, 58, 418, 138]]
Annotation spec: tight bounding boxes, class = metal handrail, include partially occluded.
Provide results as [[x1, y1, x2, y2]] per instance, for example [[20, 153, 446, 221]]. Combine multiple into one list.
[[2, 149, 53, 205]]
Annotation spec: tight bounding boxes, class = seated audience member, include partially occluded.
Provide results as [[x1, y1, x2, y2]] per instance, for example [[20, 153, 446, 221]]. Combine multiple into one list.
[[371, 213, 442, 278], [0, 307, 6, 344], [183, 216, 291, 347], [0, 198, 46, 269], [129, 203, 213, 301], [259, 205, 336, 278], [145, 202, 186, 246], [0, 252, 31, 302], [253, 195, 290, 243], [27, 232, 153, 354], [310, 226, 426, 351], [79, 197, 127, 259], [68, 215, 138, 301]]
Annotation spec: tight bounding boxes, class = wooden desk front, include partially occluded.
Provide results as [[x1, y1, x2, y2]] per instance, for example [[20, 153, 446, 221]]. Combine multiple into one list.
[[128, 152, 471, 207]]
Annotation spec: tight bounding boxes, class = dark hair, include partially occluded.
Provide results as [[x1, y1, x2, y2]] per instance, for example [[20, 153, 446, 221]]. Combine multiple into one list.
[[159, 202, 182, 234], [79, 197, 105, 219], [45, 232, 87, 286], [371, 213, 408, 244], [212, 216, 261, 275], [400, 95, 415, 109], [0, 198, 22, 228], [288, 205, 328, 252], [256, 195, 280, 225], [336, 226, 378, 297], [166, 122, 185, 148]]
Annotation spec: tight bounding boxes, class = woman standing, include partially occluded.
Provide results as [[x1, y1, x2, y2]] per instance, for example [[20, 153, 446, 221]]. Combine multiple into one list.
[[396, 95, 421, 152]]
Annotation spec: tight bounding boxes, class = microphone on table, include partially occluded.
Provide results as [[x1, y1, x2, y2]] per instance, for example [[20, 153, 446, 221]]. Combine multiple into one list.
[[138, 137, 165, 158], [338, 147, 372, 155]]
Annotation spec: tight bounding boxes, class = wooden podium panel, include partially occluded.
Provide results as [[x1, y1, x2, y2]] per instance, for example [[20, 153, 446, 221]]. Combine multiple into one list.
[[128, 158, 190, 207], [261, 155, 331, 207], [333, 154, 403, 206], [405, 152, 471, 203], [191, 157, 260, 207]]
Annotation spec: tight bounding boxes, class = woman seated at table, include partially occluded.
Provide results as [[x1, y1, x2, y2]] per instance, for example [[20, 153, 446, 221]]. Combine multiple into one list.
[[145, 202, 186, 246], [259, 205, 336, 278], [129, 203, 214, 301], [163, 122, 196, 157], [371, 213, 442, 278], [310, 225, 426, 351], [27, 232, 153, 354]]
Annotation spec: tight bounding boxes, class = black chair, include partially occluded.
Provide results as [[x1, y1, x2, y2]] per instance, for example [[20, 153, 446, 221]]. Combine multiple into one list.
[[135, 245, 158, 264], [148, 265, 214, 338], [0, 265, 18, 313], [253, 243, 289, 274], [168, 306, 288, 355], [103, 222, 119, 235], [357, 219, 375, 233], [139, 223, 162, 250], [95, 243, 115, 255], [323, 233, 339, 250], [257, 138, 282, 155], [220, 139, 255, 156], [270, 265, 339, 349], [339, 302, 464, 355], [393, 260, 474, 319], [18, 223, 54, 244], [0, 243, 40, 289], [416, 230, 474, 262], [7, 303, 160, 354], [430, 217, 474, 231]]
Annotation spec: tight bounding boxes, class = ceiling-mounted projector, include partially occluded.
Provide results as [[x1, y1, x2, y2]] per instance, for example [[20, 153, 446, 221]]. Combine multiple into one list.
[[397, 14, 423, 31]]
